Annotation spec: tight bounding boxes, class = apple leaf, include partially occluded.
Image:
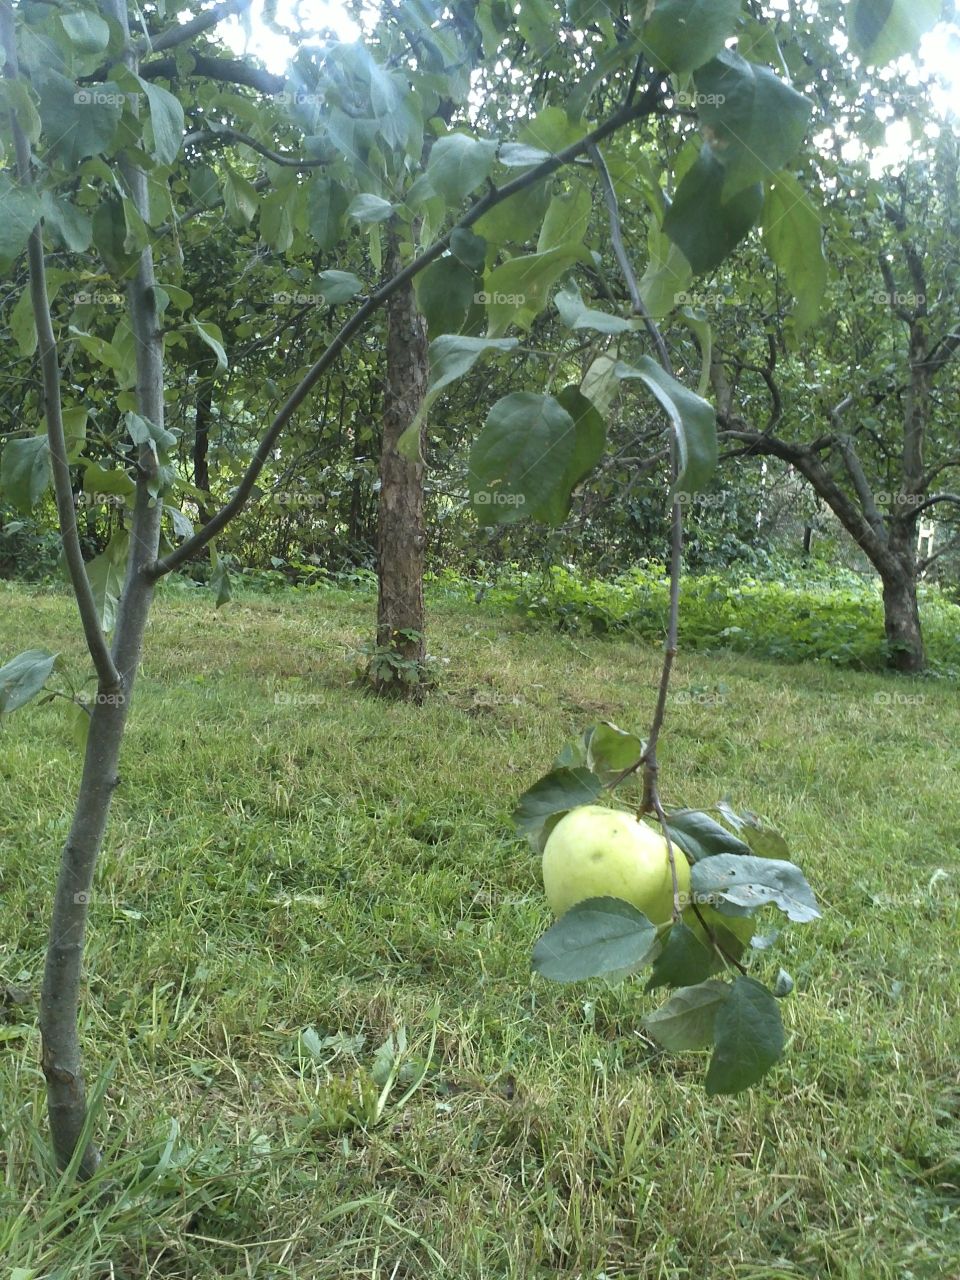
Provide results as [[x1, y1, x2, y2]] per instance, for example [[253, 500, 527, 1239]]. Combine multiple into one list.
[[643, 979, 731, 1050], [532, 896, 659, 983], [705, 976, 785, 1094], [0, 649, 58, 714], [514, 767, 602, 848], [664, 809, 752, 863], [612, 358, 717, 496], [584, 721, 646, 786], [691, 855, 821, 923], [645, 922, 722, 991]]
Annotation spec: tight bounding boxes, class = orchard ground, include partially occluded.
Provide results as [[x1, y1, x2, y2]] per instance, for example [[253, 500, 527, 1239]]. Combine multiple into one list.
[[1, 580, 958, 1278]]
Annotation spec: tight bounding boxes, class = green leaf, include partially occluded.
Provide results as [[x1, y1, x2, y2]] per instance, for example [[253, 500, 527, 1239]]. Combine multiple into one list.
[[188, 164, 220, 208], [210, 557, 232, 607], [126, 411, 177, 458], [612, 357, 717, 494], [642, 0, 741, 73], [10, 286, 38, 357], [347, 193, 394, 224], [693, 52, 812, 196], [498, 142, 552, 167], [306, 175, 349, 250], [513, 766, 603, 843], [190, 318, 228, 371], [40, 191, 92, 251], [0, 175, 41, 261], [60, 10, 110, 53], [468, 392, 576, 525], [517, 0, 559, 56], [46, 407, 87, 463], [315, 270, 363, 304], [92, 197, 139, 276], [579, 353, 620, 415], [37, 73, 121, 167], [646, 922, 722, 991], [85, 530, 129, 632], [415, 257, 477, 338], [537, 184, 592, 253], [584, 720, 645, 785], [691, 855, 821, 922], [532, 897, 659, 983], [848, 0, 940, 66], [223, 165, 259, 226], [0, 437, 50, 513], [83, 461, 135, 497], [0, 649, 58, 714], [484, 243, 590, 336], [135, 77, 184, 166], [762, 171, 827, 334], [663, 147, 763, 274], [404, 335, 520, 449], [473, 178, 551, 248], [677, 305, 713, 397], [639, 234, 693, 320], [425, 133, 497, 204], [541, 384, 607, 524], [665, 809, 753, 863], [554, 281, 633, 334], [449, 227, 487, 269], [260, 189, 294, 251], [643, 979, 731, 1050], [705, 976, 785, 1094]]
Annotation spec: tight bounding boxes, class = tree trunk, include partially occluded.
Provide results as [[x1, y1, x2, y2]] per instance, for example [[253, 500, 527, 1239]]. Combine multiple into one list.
[[372, 230, 429, 701], [193, 379, 213, 524], [880, 554, 924, 673]]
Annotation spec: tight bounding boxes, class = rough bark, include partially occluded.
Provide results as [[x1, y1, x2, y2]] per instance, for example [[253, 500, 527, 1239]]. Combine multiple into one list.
[[880, 523, 925, 671], [372, 230, 429, 700], [193, 379, 213, 524]]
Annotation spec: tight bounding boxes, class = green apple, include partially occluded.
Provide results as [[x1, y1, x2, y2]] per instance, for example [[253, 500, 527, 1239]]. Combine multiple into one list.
[[541, 804, 691, 926]]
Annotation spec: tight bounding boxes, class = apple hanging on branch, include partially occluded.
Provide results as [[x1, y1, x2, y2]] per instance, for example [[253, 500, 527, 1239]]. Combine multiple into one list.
[[515, 718, 820, 1095]]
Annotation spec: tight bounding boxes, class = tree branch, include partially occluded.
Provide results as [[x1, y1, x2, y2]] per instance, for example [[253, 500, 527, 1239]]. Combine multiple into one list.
[[138, 52, 285, 96], [184, 126, 333, 168], [909, 492, 960, 518], [147, 76, 667, 578], [0, 3, 119, 692]]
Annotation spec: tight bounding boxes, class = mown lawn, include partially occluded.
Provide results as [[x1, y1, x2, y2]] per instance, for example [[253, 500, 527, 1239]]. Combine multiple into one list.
[[1, 580, 958, 1279]]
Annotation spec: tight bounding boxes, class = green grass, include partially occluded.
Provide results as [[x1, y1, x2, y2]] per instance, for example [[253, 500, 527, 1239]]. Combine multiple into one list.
[[1, 579, 958, 1279]]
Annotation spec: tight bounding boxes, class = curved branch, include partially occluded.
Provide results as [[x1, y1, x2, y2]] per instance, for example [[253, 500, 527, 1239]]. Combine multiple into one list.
[[0, 4, 119, 691], [184, 127, 333, 168], [909, 492, 960, 518], [147, 76, 667, 578]]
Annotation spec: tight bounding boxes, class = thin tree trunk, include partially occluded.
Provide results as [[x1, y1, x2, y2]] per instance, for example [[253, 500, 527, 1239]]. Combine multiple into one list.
[[372, 229, 429, 700], [37, 0, 165, 1173]]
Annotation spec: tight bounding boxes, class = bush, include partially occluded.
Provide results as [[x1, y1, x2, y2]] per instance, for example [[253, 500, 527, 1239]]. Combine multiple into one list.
[[504, 562, 960, 675]]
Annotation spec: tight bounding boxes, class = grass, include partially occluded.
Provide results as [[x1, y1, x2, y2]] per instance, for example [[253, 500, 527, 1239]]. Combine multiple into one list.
[[1, 577, 958, 1279]]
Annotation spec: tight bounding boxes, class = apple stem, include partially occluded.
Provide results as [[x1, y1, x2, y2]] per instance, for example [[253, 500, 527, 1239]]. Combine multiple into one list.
[[689, 901, 750, 976]]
